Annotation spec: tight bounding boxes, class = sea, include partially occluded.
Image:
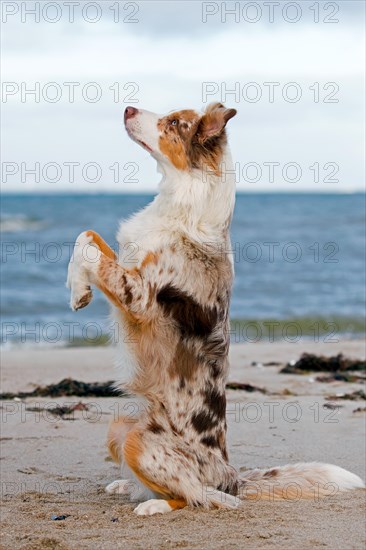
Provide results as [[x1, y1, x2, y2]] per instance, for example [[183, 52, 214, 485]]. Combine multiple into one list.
[[1, 193, 365, 347]]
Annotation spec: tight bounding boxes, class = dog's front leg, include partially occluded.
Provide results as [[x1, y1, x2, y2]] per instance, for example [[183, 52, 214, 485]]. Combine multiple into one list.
[[66, 230, 116, 311], [67, 230, 155, 320], [93, 252, 155, 320]]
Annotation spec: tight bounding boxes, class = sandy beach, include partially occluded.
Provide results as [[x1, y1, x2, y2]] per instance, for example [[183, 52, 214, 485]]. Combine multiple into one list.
[[1, 339, 365, 550]]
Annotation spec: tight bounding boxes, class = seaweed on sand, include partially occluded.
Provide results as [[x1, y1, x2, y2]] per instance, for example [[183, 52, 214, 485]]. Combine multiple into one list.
[[281, 353, 365, 375], [0, 378, 122, 400]]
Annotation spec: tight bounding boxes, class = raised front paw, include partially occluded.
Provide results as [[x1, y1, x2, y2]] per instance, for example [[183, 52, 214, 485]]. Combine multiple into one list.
[[66, 231, 100, 311], [69, 283, 93, 311]]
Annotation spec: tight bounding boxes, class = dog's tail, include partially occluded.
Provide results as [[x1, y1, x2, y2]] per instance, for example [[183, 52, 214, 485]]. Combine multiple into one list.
[[238, 462, 364, 501]]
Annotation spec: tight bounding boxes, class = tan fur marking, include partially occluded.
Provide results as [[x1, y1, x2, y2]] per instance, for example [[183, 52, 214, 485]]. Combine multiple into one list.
[[158, 110, 200, 171], [159, 136, 189, 171], [166, 498, 186, 510], [86, 230, 116, 260], [141, 251, 159, 269], [107, 415, 137, 464]]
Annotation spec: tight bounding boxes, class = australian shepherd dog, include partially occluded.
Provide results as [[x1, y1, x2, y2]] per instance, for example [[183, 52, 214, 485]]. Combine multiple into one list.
[[67, 102, 364, 515]]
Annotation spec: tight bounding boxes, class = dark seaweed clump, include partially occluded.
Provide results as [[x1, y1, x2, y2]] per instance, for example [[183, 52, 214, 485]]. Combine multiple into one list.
[[0, 378, 123, 400], [281, 353, 365, 375]]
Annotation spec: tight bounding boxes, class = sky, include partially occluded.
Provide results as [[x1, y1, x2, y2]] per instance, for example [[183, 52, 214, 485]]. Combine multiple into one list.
[[1, 0, 365, 193]]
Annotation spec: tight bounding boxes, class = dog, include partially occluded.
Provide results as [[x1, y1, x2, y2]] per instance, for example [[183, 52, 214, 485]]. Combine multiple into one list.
[[67, 102, 364, 516]]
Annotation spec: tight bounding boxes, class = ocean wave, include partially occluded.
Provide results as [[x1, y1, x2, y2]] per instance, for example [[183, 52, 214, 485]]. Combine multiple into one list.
[[0, 214, 46, 233]]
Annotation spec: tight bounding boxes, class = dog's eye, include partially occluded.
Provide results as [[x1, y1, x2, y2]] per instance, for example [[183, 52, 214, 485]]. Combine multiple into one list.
[[170, 119, 178, 126]]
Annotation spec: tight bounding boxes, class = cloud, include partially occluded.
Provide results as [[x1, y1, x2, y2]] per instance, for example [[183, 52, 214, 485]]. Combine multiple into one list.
[[3, 20, 364, 80], [1, 1, 365, 192]]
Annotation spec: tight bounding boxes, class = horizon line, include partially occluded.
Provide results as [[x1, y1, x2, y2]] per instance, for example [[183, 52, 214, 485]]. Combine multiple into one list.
[[1, 190, 365, 196]]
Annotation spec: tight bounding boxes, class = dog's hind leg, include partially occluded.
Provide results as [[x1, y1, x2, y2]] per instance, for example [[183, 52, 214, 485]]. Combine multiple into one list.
[[105, 415, 154, 501], [123, 428, 239, 515], [107, 415, 137, 464]]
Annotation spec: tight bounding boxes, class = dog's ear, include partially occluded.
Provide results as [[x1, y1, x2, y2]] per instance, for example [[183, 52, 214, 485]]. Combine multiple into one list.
[[195, 103, 237, 144]]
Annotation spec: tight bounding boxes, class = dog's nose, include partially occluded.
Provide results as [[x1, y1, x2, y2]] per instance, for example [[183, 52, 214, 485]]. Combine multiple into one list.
[[124, 106, 138, 122]]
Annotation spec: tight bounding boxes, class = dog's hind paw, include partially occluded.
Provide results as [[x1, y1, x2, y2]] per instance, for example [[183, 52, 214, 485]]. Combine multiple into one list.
[[133, 499, 173, 516], [105, 479, 137, 495]]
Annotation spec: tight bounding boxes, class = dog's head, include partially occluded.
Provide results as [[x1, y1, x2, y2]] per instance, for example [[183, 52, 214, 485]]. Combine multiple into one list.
[[124, 103, 236, 175]]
